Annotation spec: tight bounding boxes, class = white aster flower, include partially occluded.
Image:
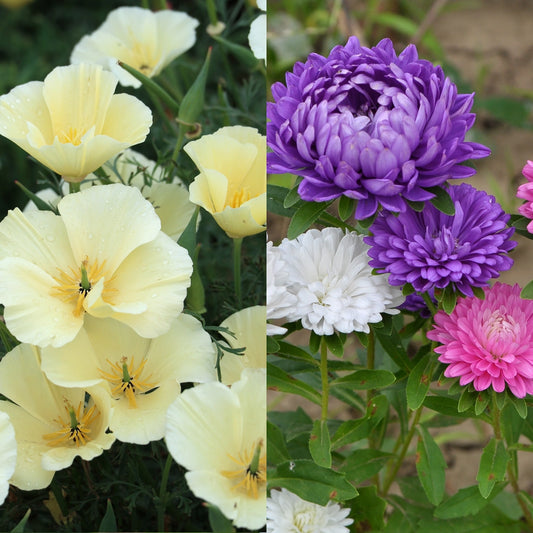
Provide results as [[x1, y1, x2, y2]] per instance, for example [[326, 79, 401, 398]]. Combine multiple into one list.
[[0, 344, 114, 491], [267, 488, 353, 533], [267, 240, 297, 336], [0, 412, 16, 505], [71, 7, 199, 88], [248, 0, 266, 62], [41, 314, 217, 445], [165, 368, 266, 530], [272, 228, 405, 336], [219, 305, 266, 384], [0, 183, 192, 348]]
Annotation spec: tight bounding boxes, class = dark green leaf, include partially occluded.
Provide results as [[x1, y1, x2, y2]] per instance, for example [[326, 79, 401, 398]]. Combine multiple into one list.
[[442, 286, 457, 314], [267, 184, 297, 218], [208, 504, 235, 532], [458, 388, 476, 413], [325, 332, 345, 358], [309, 420, 331, 468], [427, 186, 456, 215], [474, 390, 491, 416], [267, 421, 290, 465], [406, 354, 433, 409], [267, 363, 321, 405], [373, 326, 412, 372], [509, 395, 527, 419], [330, 369, 395, 390], [338, 195, 355, 221], [287, 200, 332, 239], [309, 331, 321, 354], [10, 509, 31, 533], [275, 341, 319, 366], [210, 35, 258, 69], [346, 486, 386, 531], [15, 181, 58, 213], [267, 336, 280, 354], [283, 177, 303, 208], [477, 438, 509, 498], [521, 280, 533, 300], [416, 425, 446, 505], [330, 418, 369, 449], [98, 500, 117, 532], [342, 449, 393, 484], [434, 483, 505, 519]]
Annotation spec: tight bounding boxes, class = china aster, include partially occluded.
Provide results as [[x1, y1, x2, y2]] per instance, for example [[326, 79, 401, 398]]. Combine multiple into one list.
[[364, 183, 516, 296], [267, 37, 489, 219], [427, 283, 533, 398]]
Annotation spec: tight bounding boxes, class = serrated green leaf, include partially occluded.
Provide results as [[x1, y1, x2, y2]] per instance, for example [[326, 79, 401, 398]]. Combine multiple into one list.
[[287, 201, 332, 239], [406, 354, 433, 409], [267, 420, 290, 465], [434, 483, 505, 519], [325, 332, 344, 358], [427, 186, 456, 215], [267, 363, 321, 405], [416, 425, 446, 505], [309, 420, 331, 468], [268, 459, 358, 506], [477, 438, 509, 498], [338, 195, 356, 221], [330, 369, 395, 390]]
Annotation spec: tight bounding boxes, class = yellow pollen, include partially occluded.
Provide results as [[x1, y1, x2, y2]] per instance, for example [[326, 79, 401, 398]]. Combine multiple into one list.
[[228, 188, 251, 209], [98, 356, 156, 408], [51, 257, 117, 317], [57, 126, 86, 146], [43, 401, 99, 448], [220, 439, 266, 499]]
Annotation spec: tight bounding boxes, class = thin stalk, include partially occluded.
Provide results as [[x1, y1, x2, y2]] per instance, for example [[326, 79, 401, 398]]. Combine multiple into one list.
[[320, 337, 329, 421], [233, 237, 243, 307], [421, 291, 437, 316], [50, 478, 69, 518], [157, 454, 173, 531], [381, 406, 423, 496], [68, 181, 81, 194]]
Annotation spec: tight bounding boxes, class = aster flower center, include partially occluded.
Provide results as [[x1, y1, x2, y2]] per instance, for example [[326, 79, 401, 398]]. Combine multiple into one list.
[[56, 126, 88, 146], [98, 356, 155, 408], [43, 400, 99, 448], [292, 507, 319, 533], [485, 310, 519, 350], [221, 438, 266, 499], [51, 257, 117, 317], [228, 187, 251, 209]]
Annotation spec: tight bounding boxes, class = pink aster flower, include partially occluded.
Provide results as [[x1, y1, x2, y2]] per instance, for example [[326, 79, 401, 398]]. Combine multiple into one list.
[[517, 160, 533, 233], [427, 283, 533, 398]]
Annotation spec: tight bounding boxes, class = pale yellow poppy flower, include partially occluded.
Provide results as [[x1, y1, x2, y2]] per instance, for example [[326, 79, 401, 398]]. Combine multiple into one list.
[[165, 368, 266, 530], [219, 306, 266, 385], [0, 412, 16, 504], [0, 63, 152, 182], [41, 314, 217, 445], [0, 183, 192, 348], [0, 344, 114, 491], [25, 150, 197, 241], [184, 126, 266, 239], [71, 6, 199, 88]]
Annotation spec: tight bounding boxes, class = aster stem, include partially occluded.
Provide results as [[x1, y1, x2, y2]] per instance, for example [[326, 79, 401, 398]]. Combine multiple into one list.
[[421, 291, 437, 316], [381, 406, 423, 497], [233, 237, 243, 308], [320, 337, 329, 421], [157, 453, 173, 532]]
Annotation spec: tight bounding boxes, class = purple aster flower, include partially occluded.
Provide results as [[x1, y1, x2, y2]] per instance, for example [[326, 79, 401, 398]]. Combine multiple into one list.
[[267, 37, 490, 219], [364, 183, 516, 297], [400, 289, 436, 318]]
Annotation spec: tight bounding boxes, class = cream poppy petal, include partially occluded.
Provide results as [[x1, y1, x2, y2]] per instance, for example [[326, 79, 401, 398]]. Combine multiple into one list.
[[110, 381, 180, 445], [43, 64, 117, 136], [58, 183, 161, 270], [0, 81, 53, 142], [188, 169, 228, 213], [106, 233, 192, 337], [147, 314, 216, 384], [232, 488, 267, 530], [165, 382, 241, 472], [0, 401, 55, 491], [212, 200, 266, 239], [0, 258, 83, 347], [102, 94, 153, 144], [0, 208, 74, 274], [0, 412, 16, 504], [154, 11, 199, 65]]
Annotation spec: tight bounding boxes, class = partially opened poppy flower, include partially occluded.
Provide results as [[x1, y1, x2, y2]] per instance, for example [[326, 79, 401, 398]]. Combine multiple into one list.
[[184, 126, 266, 239], [0, 183, 192, 348], [0, 344, 114, 491], [40, 314, 217, 445], [71, 6, 199, 88], [0, 63, 152, 182]]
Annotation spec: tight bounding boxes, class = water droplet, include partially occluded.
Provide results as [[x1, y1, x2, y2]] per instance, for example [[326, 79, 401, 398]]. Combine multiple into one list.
[[151, 293, 157, 298], [46, 235, 54, 242], [163, 260, 168, 265], [88, 233, 93, 239]]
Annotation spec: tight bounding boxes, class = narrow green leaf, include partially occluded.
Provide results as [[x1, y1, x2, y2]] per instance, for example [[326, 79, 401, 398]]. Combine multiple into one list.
[[309, 420, 331, 468], [357, 212, 377, 228], [210, 35, 258, 68], [477, 438, 509, 498], [287, 201, 332, 239], [373, 326, 412, 372], [10, 509, 31, 533], [474, 390, 491, 416], [342, 449, 393, 484], [338, 195, 355, 221], [325, 333, 344, 358], [283, 178, 303, 208], [267, 420, 290, 465], [416, 425, 446, 505], [98, 500, 117, 532], [509, 395, 527, 419], [276, 341, 319, 366], [207, 504, 235, 532], [330, 369, 395, 390], [267, 363, 321, 405], [406, 354, 433, 409], [268, 459, 358, 506], [372, 11, 417, 36], [427, 186, 456, 215], [406, 199, 425, 211], [424, 396, 490, 422], [308, 331, 321, 354], [402, 283, 415, 296], [434, 484, 505, 519], [441, 286, 457, 314], [457, 388, 476, 413], [15, 180, 57, 213], [330, 419, 369, 449], [346, 486, 386, 531], [267, 184, 297, 218]]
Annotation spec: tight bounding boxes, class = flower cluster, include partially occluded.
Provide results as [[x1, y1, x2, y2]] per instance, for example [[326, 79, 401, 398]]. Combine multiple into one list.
[[267, 37, 490, 218]]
